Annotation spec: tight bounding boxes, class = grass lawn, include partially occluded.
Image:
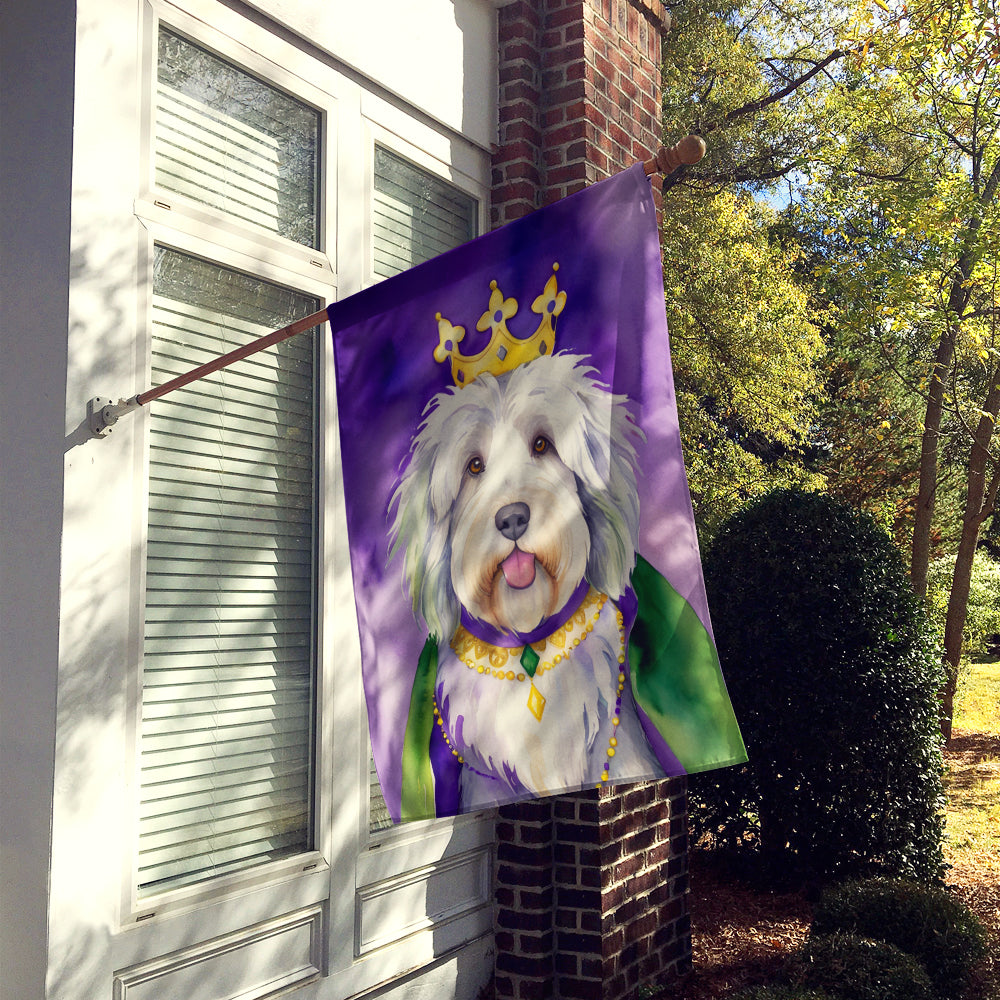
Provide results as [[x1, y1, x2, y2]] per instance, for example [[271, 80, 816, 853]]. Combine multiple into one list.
[[953, 658, 1000, 733], [946, 658, 1000, 869], [943, 657, 1000, 1000]]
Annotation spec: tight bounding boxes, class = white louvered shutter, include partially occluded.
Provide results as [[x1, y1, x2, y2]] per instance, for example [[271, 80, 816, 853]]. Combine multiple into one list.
[[367, 147, 477, 832], [138, 29, 322, 896], [372, 146, 477, 280]]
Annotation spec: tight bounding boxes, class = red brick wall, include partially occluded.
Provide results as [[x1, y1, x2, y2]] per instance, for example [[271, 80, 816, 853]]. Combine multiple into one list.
[[494, 783, 691, 1000], [490, 4, 692, 998], [492, 0, 667, 226]]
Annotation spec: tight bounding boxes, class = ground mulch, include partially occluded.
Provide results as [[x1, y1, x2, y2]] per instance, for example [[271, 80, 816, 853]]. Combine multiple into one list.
[[655, 733, 1000, 1000], [655, 849, 814, 999]]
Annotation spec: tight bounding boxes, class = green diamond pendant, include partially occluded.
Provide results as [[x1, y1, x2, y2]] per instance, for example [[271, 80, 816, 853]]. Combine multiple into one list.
[[520, 644, 540, 678]]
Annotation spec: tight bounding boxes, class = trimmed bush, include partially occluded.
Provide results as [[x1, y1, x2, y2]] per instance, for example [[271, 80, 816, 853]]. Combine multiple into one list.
[[812, 878, 988, 998], [693, 489, 946, 882], [792, 933, 934, 1000]]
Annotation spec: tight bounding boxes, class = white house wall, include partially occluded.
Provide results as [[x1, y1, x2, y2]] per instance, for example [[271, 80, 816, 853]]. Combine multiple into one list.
[[243, 0, 498, 152], [0, 1, 498, 998], [0, 1, 76, 996]]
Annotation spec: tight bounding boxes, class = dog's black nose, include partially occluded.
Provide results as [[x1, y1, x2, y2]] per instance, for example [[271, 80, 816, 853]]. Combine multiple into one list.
[[495, 502, 530, 541]]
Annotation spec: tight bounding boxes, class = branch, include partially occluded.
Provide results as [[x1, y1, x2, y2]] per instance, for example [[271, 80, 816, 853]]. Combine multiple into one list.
[[662, 157, 804, 193], [960, 305, 1000, 323], [852, 164, 919, 183], [702, 49, 847, 134]]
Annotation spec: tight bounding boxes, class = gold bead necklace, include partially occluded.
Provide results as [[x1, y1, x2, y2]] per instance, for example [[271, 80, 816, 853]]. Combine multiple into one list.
[[446, 589, 625, 723]]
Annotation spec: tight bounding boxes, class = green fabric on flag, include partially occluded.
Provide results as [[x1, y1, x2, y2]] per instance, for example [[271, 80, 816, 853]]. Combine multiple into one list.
[[629, 555, 747, 773], [400, 637, 439, 821]]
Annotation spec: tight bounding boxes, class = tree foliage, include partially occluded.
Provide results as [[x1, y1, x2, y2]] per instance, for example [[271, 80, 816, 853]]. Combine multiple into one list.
[[927, 548, 1000, 657], [660, 2, 834, 540], [789, 0, 1000, 734], [661, 0, 1000, 737], [663, 189, 825, 538], [661, 0, 853, 193]]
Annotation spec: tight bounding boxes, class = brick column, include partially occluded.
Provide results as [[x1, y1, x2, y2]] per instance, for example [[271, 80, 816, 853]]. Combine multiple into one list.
[[493, 0, 667, 226], [491, 3, 692, 999]]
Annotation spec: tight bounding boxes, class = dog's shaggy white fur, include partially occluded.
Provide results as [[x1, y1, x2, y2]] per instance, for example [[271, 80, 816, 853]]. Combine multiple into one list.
[[390, 353, 666, 805]]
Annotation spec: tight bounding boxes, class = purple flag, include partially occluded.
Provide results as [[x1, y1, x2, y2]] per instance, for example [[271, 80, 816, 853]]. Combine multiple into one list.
[[330, 165, 745, 822]]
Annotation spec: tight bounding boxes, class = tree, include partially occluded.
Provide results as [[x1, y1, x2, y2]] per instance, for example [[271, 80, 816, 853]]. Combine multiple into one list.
[[660, 1, 998, 736], [781, 204, 969, 549], [659, 1, 844, 539], [662, 188, 825, 539], [801, 0, 1000, 736], [661, 0, 854, 195]]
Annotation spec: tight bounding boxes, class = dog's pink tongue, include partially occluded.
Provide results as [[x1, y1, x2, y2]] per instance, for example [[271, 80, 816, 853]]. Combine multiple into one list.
[[500, 549, 536, 589]]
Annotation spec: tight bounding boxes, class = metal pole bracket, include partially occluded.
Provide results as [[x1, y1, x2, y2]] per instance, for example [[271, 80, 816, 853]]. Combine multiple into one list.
[[88, 396, 140, 438]]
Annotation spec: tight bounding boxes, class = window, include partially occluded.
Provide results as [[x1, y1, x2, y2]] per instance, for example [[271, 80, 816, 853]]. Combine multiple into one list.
[[139, 248, 319, 895], [120, 8, 493, 991], [367, 146, 478, 832], [372, 145, 477, 280], [136, 26, 323, 897], [155, 28, 320, 247], [56, 0, 497, 992]]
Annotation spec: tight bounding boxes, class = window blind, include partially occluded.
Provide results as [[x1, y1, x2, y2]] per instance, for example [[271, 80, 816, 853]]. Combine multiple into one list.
[[368, 148, 477, 831], [156, 27, 320, 248], [372, 146, 477, 280], [138, 248, 319, 895]]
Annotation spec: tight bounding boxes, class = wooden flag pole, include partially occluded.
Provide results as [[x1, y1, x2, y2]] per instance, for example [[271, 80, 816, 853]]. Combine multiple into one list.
[[136, 307, 329, 406], [88, 136, 705, 437], [87, 307, 329, 437]]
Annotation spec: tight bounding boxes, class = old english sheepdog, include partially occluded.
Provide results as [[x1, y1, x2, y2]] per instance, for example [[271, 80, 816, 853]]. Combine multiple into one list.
[[390, 352, 667, 810]]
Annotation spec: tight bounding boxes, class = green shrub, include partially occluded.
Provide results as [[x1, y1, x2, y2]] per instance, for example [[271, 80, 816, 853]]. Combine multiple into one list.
[[693, 489, 946, 882], [927, 551, 1000, 658], [792, 933, 934, 1000], [811, 878, 988, 998]]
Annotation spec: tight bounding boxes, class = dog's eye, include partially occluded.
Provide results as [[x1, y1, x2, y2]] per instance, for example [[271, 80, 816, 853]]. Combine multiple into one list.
[[467, 455, 485, 476], [532, 435, 551, 455]]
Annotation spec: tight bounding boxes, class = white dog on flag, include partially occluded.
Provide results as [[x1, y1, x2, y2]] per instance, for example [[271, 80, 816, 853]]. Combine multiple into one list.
[[390, 352, 667, 811]]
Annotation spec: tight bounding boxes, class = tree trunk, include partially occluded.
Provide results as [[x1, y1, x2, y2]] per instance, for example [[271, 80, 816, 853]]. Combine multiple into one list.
[[910, 329, 956, 598], [940, 374, 1000, 741], [911, 160, 1000, 596]]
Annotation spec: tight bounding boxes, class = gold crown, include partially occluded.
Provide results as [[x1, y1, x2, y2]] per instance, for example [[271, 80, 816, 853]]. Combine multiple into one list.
[[434, 264, 566, 386]]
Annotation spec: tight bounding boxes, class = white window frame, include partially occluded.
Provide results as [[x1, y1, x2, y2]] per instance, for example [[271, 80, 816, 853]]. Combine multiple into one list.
[[111, 0, 496, 992], [123, 0, 339, 931], [325, 95, 496, 998]]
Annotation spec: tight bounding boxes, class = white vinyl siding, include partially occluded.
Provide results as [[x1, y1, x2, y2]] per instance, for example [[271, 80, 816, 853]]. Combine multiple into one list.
[[138, 249, 320, 895]]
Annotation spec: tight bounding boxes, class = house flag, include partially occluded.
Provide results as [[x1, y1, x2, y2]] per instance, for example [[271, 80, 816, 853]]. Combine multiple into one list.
[[329, 164, 746, 823]]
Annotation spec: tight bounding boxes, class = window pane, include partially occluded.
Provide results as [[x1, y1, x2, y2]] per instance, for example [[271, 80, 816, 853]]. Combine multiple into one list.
[[139, 247, 319, 895], [156, 28, 320, 248], [372, 146, 477, 279], [369, 149, 478, 831]]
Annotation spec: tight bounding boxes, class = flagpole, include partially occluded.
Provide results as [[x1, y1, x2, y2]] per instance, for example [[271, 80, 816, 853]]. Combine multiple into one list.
[[88, 135, 705, 437]]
